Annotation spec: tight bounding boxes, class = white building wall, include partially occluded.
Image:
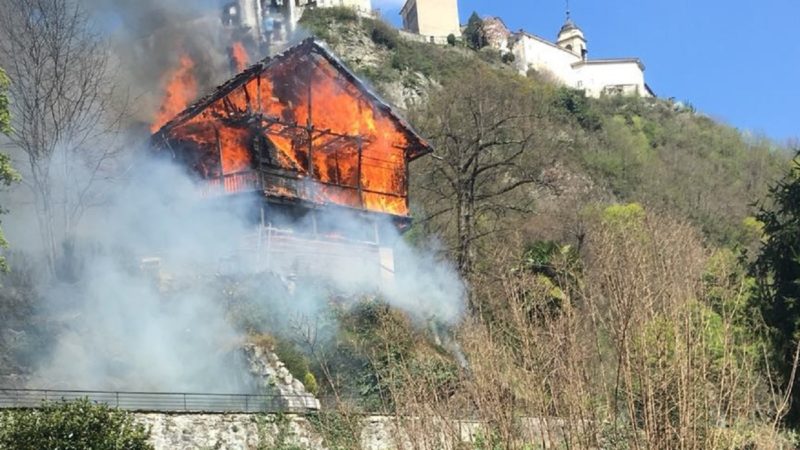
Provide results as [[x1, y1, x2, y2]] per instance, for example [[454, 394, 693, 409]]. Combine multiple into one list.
[[512, 34, 581, 85], [511, 33, 650, 98], [572, 61, 647, 97]]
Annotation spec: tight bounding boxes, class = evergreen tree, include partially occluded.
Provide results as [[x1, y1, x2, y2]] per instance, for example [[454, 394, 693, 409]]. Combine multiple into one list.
[[753, 153, 800, 426], [463, 12, 487, 50]]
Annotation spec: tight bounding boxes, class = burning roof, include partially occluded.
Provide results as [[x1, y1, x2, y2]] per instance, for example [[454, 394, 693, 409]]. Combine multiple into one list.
[[151, 38, 432, 218]]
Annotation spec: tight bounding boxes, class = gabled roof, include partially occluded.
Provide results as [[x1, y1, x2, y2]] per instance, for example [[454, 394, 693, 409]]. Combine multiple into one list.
[[152, 38, 433, 161]]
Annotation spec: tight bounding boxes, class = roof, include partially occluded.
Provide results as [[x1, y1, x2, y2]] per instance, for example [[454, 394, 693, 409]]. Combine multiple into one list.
[[559, 18, 582, 35], [152, 38, 433, 161], [572, 58, 646, 71], [513, 31, 583, 59], [483, 16, 510, 32], [399, 0, 416, 16]]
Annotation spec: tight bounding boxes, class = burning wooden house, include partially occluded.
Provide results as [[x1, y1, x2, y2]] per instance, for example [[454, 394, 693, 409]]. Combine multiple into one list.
[[150, 38, 431, 280]]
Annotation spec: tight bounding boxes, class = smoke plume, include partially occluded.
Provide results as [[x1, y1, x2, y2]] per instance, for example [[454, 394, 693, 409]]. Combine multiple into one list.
[[1, 0, 466, 394], [8, 149, 464, 393]]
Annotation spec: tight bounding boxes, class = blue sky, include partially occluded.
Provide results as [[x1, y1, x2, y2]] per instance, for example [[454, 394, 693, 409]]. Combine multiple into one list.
[[373, 0, 800, 143]]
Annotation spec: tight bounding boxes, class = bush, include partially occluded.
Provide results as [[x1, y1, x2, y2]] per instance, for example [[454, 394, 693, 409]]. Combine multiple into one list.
[[0, 399, 152, 449], [365, 19, 399, 50], [303, 372, 319, 395], [553, 86, 602, 131], [446, 34, 457, 46], [298, 7, 359, 43], [274, 339, 310, 382]]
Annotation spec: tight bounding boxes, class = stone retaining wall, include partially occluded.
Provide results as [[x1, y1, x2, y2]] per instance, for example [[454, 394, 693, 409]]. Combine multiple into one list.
[[135, 412, 570, 449]]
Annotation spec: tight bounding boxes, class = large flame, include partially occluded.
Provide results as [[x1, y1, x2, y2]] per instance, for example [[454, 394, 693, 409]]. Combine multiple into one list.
[[231, 42, 249, 73], [151, 54, 198, 133], [162, 51, 413, 216]]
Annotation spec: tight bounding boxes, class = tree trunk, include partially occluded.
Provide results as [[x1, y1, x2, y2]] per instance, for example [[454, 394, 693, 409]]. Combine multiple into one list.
[[456, 181, 475, 277]]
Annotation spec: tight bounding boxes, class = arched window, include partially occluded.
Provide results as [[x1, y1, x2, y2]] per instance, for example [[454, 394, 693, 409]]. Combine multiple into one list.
[[566, 44, 573, 51]]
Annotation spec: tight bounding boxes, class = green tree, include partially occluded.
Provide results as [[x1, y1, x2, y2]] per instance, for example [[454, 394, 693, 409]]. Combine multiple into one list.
[[753, 153, 800, 426], [0, 67, 21, 272], [463, 12, 486, 50], [0, 399, 152, 449]]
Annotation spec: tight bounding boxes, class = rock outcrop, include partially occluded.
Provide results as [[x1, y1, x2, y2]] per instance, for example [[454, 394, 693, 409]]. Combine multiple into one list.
[[243, 342, 321, 411]]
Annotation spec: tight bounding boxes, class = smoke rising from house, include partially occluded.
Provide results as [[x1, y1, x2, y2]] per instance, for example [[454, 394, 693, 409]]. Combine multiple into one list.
[[17, 152, 464, 392], [87, 0, 238, 123], [1, 0, 465, 393]]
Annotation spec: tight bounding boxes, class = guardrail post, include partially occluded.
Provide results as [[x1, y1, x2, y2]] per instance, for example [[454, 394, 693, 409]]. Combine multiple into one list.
[[183, 393, 187, 411]]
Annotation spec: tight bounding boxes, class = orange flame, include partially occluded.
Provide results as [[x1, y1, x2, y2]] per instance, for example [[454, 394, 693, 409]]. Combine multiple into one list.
[[231, 42, 249, 73], [151, 54, 198, 133], [163, 51, 412, 216]]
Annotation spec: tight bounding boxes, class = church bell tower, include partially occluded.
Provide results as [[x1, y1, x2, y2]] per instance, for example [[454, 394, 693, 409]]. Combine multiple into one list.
[[556, 7, 587, 60]]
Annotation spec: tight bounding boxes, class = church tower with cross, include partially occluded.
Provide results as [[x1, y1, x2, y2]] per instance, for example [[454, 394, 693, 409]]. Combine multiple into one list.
[[556, 5, 588, 60], [497, 0, 652, 97]]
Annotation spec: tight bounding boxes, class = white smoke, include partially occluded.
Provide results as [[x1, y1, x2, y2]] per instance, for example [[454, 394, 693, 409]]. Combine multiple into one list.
[[11, 150, 464, 393]]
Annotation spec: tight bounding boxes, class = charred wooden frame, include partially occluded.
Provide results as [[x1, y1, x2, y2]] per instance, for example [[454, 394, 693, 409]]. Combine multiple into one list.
[[151, 38, 431, 231]]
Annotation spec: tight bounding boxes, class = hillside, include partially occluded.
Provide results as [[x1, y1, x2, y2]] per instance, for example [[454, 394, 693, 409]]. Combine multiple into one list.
[[2, 6, 799, 450], [301, 7, 790, 250]]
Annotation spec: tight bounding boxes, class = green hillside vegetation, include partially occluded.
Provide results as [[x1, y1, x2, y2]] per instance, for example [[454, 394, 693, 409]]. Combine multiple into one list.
[[300, 7, 789, 250], [295, 9, 800, 448]]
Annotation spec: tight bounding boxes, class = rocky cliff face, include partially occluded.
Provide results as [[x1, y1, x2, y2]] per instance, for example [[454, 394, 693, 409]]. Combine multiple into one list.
[[244, 342, 321, 410]]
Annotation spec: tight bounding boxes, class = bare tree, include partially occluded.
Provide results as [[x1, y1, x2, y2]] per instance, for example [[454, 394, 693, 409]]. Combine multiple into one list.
[[0, 0, 125, 277], [412, 67, 558, 278]]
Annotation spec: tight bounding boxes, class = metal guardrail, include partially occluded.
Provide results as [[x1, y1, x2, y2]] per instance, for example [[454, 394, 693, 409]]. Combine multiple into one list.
[[0, 389, 319, 414]]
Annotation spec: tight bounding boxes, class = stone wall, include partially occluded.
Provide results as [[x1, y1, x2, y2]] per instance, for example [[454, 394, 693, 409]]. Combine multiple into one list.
[[135, 412, 569, 450], [136, 413, 323, 450]]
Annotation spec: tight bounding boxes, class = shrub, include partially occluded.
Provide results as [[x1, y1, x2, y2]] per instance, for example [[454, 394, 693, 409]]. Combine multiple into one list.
[[298, 7, 359, 43], [365, 19, 399, 50], [446, 34, 457, 46], [553, 86, 602, 131], [303, 372, 319, 396], [0, 399, 152, 450], [274, 339, 309, 382]]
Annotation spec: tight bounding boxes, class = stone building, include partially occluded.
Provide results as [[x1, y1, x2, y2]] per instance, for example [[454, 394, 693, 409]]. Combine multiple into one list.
[[399, 0, 461, 44], [487, 14, 653, 98], [482, 17, 512, 52]]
